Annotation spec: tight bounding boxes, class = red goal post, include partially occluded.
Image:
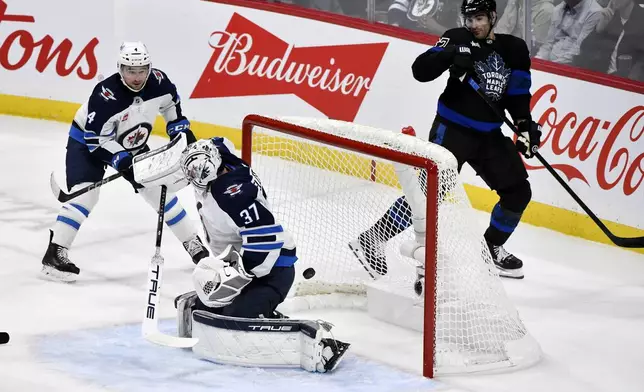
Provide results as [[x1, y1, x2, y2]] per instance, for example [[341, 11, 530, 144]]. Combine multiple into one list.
[[241, 114, 541, 378]]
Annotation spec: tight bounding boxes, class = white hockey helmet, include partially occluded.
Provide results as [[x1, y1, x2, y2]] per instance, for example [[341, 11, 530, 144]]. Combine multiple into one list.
[[117, 41, 151, 92], [181, 139, 223, 191]]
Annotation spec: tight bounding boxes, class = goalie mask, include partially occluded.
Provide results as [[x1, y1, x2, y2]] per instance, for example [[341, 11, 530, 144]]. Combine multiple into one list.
[[181, 139, 222, 191], [117, 41, 152, 92]]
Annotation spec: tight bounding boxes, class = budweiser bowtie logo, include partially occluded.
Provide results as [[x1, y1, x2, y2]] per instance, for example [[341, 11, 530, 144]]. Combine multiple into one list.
[[190, 13, 388, 121]]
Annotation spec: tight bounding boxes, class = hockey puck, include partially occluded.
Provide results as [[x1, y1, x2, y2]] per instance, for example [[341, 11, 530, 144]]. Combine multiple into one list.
[[302, 268, 316, 280], [0, 332, 9, 345]]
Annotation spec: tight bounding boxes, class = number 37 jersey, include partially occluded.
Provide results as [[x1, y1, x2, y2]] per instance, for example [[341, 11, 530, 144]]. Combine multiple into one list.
[[195, 138, 297, 278]]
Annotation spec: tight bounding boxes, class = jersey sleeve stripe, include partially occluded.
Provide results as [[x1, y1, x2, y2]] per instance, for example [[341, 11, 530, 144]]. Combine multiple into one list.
[[240, 225, 284, 236], [241, 242, 285, 251]]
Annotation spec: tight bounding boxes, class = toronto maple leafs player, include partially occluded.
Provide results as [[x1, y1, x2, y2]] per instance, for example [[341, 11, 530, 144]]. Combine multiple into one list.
[[174, 138, 349, 372], [41, 42, 209, 282], [350, 0, 542, 279]]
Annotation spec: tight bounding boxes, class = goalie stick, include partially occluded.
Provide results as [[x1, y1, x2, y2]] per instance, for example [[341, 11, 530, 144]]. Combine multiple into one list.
[[142, 184, 198, 348], [463, 75, 644, 249], [50, 133, 186, 203]]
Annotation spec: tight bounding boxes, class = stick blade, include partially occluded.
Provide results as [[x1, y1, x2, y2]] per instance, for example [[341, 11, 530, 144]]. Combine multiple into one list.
[[144, 332, 198, 348], [613, 235, 644, 249], [50, 172, 68, 202]]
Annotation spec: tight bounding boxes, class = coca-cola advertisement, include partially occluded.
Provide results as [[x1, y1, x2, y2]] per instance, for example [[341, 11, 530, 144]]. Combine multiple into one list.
[[0, 0, 641, 232]]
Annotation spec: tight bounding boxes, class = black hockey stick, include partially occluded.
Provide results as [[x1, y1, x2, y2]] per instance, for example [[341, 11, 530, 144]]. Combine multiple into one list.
[[50, 172, 123, 203], [463, 75, 644, 248]]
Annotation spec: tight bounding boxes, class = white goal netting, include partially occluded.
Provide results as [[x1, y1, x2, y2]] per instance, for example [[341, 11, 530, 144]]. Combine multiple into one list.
[[242, 115, 541, 375]]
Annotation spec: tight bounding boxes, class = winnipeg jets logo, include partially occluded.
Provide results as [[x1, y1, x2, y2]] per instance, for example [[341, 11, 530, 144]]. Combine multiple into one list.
[[224, 183, 243, 197], [474, 52, 510, 101], [152, 69, 164, 84], [100, 86, 117, 101], [126, 129, 146, 147], [119, 123, 152, 150]]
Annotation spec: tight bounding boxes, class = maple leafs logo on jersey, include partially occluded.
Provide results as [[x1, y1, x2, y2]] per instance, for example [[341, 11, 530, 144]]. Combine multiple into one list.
[[224, 183, 243, 197], [474, 52, 510, 101], [100, 86, 117, 101]]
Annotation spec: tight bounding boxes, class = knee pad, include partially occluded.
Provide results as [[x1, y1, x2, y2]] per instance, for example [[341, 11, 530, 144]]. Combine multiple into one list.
[[497, 180, 532, 213], [139, 187, 196, 242], [52, 183, 100, 248]]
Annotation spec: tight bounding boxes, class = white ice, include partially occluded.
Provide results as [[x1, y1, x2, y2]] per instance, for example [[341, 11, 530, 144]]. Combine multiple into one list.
[[0, 115, 643, 392]]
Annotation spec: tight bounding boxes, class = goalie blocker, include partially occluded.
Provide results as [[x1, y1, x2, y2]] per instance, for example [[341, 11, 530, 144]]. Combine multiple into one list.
[[175, 292, 350, 373]]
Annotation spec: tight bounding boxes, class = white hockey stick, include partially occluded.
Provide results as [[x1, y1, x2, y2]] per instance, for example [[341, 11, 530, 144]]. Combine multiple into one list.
[[143, 184, 198, 348]]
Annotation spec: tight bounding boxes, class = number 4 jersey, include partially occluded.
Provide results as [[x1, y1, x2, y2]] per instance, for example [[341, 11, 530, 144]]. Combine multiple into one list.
[[195, 137, 297, 278]]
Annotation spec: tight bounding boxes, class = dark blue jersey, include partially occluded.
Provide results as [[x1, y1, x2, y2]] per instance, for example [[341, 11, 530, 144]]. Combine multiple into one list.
[[412, 28, 533, 132], [69, 69, 188, 164], [195, 138, 297, 278]]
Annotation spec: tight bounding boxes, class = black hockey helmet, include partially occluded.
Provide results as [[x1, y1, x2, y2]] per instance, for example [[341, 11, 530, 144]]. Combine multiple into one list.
[[461, 0, 496, 16]]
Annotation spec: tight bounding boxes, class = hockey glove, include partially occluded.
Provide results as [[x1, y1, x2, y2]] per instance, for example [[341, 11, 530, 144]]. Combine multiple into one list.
[[515, 120, 542, 158], [111, 151, 143, 188], [193, 245, 253, 308], [449, 46, 474, 77], [167, 118, 197, 144]]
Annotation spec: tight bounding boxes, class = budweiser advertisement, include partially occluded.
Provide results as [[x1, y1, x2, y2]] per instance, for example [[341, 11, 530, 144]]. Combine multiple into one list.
[[0, 0, 641, 230], [191, 13, 388, 122]]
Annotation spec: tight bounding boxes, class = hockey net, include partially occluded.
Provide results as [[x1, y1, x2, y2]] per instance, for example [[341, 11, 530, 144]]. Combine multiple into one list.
[[241, 115, 541, 377]]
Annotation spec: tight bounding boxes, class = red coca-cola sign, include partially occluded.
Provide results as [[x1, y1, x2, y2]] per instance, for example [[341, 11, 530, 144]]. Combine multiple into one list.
[[0, 0, 98, 80], [191, 13, 388, 122], [528, 84, 643, 196]]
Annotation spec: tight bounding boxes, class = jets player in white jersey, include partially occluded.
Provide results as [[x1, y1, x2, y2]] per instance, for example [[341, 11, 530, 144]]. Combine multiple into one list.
[[41, 42, 209, 282], [173, 138, 350, 373], [181, 137, 297, 318]]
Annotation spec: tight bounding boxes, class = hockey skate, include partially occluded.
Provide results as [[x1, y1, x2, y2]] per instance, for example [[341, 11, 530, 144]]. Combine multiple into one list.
[[319, 338, 351, 372], [183, 235, 210, 264], [348, 233, 388, 279], [487, 241, 524, 279], [41, 231, 80, 283]]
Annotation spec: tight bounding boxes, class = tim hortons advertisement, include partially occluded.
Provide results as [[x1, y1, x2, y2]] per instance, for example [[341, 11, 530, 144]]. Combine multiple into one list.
[[0, 0, 641, 229], [0, 0, 114, 102]]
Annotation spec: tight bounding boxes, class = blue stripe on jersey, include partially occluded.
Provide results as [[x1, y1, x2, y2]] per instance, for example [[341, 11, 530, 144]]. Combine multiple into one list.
[[69, 125, 85, 144], [242, 242, 285, 251], [437, 101, 502, 132], [506, 70, 532, 96], [240, 225, 284, 236], [274, 255, 297, 267], [429, 47, 444, 53]]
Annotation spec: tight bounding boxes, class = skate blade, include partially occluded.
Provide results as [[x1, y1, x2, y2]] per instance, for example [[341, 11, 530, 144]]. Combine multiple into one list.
[[41, 265, 78, 283], [348, 240, 380, 280], [496, 266, 524, 279]]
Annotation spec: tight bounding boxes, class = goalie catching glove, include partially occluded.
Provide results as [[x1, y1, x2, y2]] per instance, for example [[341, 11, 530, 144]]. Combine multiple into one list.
[[193, 244, 253, 308]]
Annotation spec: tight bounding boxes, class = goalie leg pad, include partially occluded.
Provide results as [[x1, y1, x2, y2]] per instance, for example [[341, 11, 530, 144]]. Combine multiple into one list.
[[190, 310, 350, 373]]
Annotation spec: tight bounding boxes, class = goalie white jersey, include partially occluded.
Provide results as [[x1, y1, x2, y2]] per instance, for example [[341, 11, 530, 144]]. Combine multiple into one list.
[[195, 138, 297, 278]]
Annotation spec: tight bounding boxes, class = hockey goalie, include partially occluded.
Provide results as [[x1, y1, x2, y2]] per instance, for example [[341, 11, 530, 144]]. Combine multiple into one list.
[[139, 136, 350, 373]]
